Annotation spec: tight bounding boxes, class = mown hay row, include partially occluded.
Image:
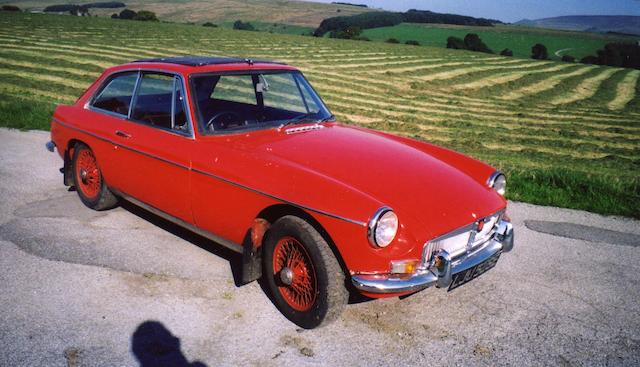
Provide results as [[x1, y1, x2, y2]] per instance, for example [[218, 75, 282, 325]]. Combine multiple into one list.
[[550, 67, 621, 106], [500, 66, 595, 101], [608, 70, 640, 111]]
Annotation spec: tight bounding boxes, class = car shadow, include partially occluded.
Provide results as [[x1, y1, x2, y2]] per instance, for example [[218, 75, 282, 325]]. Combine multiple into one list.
[[131, 321, 207, 367], [119, 200, 245, 286], [119, 200, 374, 306]]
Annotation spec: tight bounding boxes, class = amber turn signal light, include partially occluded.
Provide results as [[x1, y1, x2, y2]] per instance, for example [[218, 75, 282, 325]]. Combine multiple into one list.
[[390, 259, 420, 274]]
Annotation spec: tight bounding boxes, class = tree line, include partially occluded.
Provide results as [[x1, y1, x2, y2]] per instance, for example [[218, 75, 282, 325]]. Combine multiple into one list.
[[110, 9, 157, 21], [43, 2, 124, 12], [580, 43, 640, 69], [314, 10, 501, 37], [446, 33, 640, 69]]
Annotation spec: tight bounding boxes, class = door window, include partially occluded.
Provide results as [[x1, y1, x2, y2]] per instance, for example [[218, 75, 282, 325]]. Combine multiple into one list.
[[130, 73, 191, 134]]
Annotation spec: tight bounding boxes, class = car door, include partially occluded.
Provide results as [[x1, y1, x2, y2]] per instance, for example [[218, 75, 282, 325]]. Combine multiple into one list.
[[109, 71, 194, 223], [84, 71, 139, 192]]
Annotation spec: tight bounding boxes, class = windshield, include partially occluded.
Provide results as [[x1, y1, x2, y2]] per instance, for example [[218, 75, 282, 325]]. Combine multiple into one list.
[[190, 70, 332, 133]]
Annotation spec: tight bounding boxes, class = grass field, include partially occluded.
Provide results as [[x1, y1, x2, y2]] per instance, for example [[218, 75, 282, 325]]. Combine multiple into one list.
[[362, 23, 638, 61], [8, 0, 370, 26], [0, 12, 638, 218]]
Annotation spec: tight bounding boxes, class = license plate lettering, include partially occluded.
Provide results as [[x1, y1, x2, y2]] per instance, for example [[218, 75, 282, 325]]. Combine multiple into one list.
[[448, 251, 501, 291]]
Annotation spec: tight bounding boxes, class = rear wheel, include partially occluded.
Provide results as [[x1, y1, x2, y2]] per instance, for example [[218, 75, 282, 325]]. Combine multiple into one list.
[[72, 143, 118, 210], [263, 216, 348, 329]]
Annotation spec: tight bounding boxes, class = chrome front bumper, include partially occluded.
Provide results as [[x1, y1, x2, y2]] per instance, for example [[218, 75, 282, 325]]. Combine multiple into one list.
[[351, 219, 514, 294]]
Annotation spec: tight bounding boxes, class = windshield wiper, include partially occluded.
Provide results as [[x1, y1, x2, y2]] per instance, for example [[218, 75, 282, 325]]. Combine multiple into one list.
[[278, 113, 335, 129], [318, 114, 336, 123]]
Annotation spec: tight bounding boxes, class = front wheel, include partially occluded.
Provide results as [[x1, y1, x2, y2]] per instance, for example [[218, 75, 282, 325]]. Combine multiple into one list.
[[72, 142, 118, 211], [263, 216, 348, 329]]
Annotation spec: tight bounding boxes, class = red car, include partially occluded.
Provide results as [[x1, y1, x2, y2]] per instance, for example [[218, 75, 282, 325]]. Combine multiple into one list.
[[47, 56, 514, 328]]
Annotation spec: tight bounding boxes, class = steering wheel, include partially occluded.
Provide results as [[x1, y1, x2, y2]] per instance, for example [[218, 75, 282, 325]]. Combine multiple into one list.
[[206, 111, 244, 131]]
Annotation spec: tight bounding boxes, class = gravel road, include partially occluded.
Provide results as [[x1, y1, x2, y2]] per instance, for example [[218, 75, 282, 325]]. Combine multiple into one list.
[[1, 128, 639, 366]]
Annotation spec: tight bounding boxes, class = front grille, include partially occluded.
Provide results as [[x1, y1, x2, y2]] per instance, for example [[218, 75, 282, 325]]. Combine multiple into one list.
[[421, 212, 502, 265]]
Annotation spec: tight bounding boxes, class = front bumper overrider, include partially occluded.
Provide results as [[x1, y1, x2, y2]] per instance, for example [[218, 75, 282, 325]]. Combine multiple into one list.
[[351, 219, 514, 294]]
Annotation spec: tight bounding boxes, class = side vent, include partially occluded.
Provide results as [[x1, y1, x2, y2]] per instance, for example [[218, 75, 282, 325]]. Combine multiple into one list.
[[285, 124, 325, 134]]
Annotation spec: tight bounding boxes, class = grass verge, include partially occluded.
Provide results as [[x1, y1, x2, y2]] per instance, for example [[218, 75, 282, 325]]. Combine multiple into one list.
[[0, 93, 55, 130], [507, 168, 639, 218]]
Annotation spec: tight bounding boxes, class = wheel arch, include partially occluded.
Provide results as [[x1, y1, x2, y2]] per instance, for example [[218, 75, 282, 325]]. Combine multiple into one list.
[[240, 203, 351, 285], [258, 204, 347, 266], [63, 138, 87, 186]]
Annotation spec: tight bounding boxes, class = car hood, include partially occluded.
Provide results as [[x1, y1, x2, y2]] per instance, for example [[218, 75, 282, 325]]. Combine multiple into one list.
[[202, 123, 505, 241]]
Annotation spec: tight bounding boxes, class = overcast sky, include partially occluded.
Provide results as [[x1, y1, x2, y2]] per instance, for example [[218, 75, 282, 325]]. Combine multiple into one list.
[[309, 0, 639, 23]]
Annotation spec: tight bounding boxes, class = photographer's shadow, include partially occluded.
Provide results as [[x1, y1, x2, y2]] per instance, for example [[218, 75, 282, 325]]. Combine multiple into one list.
[[131, 321, 207, 367]]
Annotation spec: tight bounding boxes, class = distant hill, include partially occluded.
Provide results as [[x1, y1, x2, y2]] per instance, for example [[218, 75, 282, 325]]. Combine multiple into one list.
[[14, 0, 372, 26], [515, 16, 640, 36]]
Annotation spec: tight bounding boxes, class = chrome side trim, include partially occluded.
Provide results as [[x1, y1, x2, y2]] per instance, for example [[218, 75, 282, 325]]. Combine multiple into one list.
[[52, 118, 189, 171], [52, 117, 112, 144], [191, 168, 367, 227], [53, 117, 366, 227], [111, 188, 243, 254]]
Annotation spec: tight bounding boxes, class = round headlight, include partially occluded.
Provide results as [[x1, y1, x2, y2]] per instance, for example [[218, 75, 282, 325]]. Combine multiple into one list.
[[368, 208, 398, 248], [488, 172, 506, 196]]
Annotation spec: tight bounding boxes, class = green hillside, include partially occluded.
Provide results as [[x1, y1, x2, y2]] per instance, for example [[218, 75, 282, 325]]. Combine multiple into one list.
[[6, 0, 371, 26], [0, 12, 638, 217], [361, 23, 637, 60], [515, 15, 640, 36]]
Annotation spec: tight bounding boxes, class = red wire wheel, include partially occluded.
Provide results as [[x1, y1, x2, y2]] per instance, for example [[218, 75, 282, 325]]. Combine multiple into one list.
[[74, 148, 101, 200], [272, 236, 317, 312]]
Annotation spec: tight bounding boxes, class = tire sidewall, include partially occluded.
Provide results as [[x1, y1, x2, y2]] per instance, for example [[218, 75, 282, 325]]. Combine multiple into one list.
[[263, 217, 333, 329]]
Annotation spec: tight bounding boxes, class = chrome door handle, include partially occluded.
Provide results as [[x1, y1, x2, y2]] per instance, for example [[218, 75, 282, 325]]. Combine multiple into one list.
[[115, 130, 131, 138]]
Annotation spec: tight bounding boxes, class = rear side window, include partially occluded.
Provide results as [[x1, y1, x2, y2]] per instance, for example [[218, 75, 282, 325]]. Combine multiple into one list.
[[92, 72, 138, 116]]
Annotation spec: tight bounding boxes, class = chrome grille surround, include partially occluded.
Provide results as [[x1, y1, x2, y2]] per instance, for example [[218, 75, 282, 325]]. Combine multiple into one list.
[[420, 210, 504, 269]]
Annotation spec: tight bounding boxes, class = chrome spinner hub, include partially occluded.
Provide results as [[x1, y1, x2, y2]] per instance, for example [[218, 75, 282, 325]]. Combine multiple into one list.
[[280, 267, 294, 285]]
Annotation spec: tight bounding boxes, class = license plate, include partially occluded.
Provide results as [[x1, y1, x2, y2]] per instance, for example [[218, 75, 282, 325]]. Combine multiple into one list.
[[448, 251, 501, 291]]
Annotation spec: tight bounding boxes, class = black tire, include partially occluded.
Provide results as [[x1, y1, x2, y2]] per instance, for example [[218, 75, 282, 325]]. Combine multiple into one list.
[[72, 142, 118, 211], [263, 215, 348, 329]]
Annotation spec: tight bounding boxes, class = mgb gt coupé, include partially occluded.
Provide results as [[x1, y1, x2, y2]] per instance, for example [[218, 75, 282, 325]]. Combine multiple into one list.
[[47, 56, 514, 328]]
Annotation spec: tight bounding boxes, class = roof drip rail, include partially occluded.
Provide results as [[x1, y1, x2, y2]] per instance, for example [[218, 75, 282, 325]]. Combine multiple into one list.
[[131, 56, 286, 67]]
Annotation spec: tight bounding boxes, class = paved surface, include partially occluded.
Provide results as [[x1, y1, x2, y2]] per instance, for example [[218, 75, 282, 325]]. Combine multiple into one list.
[[1, 128, 639, 367]]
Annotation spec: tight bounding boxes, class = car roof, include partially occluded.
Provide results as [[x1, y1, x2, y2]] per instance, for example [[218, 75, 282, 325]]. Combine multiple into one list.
[[132, 56, 287, 67], [113, 55, 298, 74]]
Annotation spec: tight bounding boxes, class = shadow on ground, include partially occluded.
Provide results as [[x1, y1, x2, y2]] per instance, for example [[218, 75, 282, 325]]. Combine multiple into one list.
[[132, 321, 207, 367], [121, 201, 246, 285]]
